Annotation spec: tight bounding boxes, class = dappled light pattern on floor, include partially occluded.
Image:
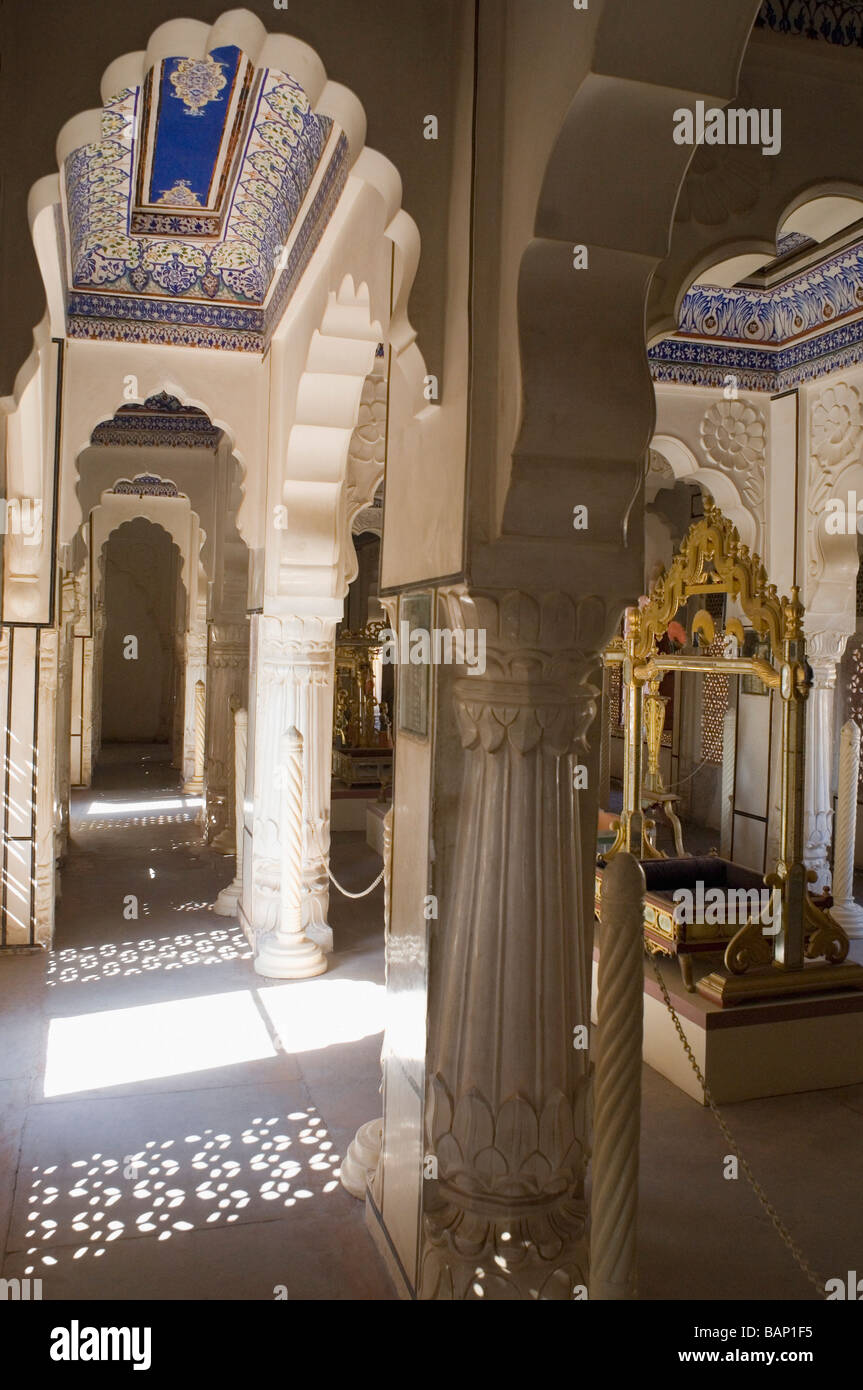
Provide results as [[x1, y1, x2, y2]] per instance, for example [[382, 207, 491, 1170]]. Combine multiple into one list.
[[0, 745, 393, 1300], [47, 926, 252, 987], [21, 1109, 341, 1276]]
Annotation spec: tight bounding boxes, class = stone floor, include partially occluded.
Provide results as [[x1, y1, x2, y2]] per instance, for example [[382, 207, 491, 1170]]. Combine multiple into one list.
[[1, 745, 862, 1300], [0, 744, 392, 1301]]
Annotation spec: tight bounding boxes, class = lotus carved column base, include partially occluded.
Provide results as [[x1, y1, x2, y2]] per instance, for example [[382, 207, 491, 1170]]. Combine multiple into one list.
[[421, 1189, 588, 1301]]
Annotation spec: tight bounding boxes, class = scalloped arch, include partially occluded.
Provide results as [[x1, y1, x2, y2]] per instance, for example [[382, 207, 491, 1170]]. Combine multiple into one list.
[[650, 431, 758, 551]]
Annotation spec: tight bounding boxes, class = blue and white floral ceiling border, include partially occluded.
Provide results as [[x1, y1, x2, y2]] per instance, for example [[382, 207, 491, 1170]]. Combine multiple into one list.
[[651, 239, 863, 391], [756, 1, 863, 47], [62, 58, 348, 353]]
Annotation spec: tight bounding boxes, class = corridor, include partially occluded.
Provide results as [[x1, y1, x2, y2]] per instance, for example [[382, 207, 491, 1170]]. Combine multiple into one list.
[[2, 747, 863, 1300], [0, 746, 392, 1300]]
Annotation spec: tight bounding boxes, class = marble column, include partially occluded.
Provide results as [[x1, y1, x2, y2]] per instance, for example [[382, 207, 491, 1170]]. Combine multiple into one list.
[[242, 611, 338, 953], [34, 630, 60, 947], [803, 632, 848, 892], [831, 719, 863, 938], [87, 592, 106, 782], [205, 622, 249, 849], [184, 681, 206, 796], [55, 575, 76, 860], [171, 632, 185, 771], [215, 707, 248, 916], [181, 628, 208, 789], [254, 728, 327, 980], [419, 591, 596, 1301]]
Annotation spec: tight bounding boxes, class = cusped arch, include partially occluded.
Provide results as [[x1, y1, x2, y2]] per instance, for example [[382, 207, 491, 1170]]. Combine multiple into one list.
[[650, 432, 758, 550], [807, 455, 863, 644], [90, 490, 205, 628], [67, 380, 250, 560], [657, 182, 863, 344], [277, 275, 385, 600]]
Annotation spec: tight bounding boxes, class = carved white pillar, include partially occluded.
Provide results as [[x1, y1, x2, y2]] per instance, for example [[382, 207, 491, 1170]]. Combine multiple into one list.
[[90, 594, 106, 776], [181, 628, 208, 787], [171, 632, 185, 770], [56, 575, 76, 858], [215, 708, 248, 916], [205, 622, 249, 848], [419, 591, 595, 1301], [184, 680, 206, 795], [35, 630, 60, 946], [243, 612, 337, 952], [342, 803, 392, 1200], [804, 633, 848, 892], [831, 719, 863, 938], [254, 728, 327, 979]]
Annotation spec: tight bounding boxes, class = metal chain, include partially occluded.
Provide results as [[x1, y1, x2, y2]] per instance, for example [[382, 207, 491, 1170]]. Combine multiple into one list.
[[307, 822, 385, 899], [326, 863, 384, 899], [648, 953, 825, 1297]]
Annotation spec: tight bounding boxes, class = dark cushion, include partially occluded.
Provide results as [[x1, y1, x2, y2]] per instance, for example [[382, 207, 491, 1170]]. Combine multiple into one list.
[[640, 856, 764, 893]]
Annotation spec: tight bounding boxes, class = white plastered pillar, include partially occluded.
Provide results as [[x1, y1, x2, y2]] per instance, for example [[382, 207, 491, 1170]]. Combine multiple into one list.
[[803, 631, 849, 892], [242, 610, 339, 954]]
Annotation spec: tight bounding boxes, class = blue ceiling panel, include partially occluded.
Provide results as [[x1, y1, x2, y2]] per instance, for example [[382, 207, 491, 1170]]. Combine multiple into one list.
[[148, 46, 242, 209]]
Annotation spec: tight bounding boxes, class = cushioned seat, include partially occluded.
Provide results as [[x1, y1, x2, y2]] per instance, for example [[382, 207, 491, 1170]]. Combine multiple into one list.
[[641, 856, 763, 896]]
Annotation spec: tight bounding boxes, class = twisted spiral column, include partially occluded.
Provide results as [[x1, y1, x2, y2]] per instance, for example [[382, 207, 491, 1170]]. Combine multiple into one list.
[[590, 851, 645, 1300], [254, 728, 327, 978]]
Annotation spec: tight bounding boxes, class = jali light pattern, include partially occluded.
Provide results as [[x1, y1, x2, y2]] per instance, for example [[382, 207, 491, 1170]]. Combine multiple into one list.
[[608, 662, 623, 731], [700, 596, 730, 766]]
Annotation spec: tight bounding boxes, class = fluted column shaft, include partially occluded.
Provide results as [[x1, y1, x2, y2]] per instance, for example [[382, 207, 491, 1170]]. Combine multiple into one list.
[[205, 622, 249, 848], [803, 653, 841, 892], [420, 590, 598, 1301], [181, 629, 207, 789], [184, 679, 206, 795]]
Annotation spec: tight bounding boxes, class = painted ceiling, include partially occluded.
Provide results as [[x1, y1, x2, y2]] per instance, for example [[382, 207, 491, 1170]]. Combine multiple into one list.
[[63, 45, 348, 351], [652, 228, 863, 392]]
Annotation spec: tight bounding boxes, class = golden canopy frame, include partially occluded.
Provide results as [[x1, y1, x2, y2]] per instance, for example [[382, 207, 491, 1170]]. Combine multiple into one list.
[[604, 499, 863, 1004]]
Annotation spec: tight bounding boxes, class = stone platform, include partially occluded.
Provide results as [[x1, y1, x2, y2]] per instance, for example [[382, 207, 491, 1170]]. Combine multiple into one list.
[[592, 945, 863, 1104]]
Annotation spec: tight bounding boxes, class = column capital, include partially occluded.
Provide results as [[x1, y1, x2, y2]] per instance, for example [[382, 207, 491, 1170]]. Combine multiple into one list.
[[441, 587, 600, 754], [808, 628, 850, 673]]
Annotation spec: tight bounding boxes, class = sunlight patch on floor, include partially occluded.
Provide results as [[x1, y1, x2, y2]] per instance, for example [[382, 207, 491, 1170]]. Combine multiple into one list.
[[257, 978, 385, 1053], [44, 990, 276, 1096]]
